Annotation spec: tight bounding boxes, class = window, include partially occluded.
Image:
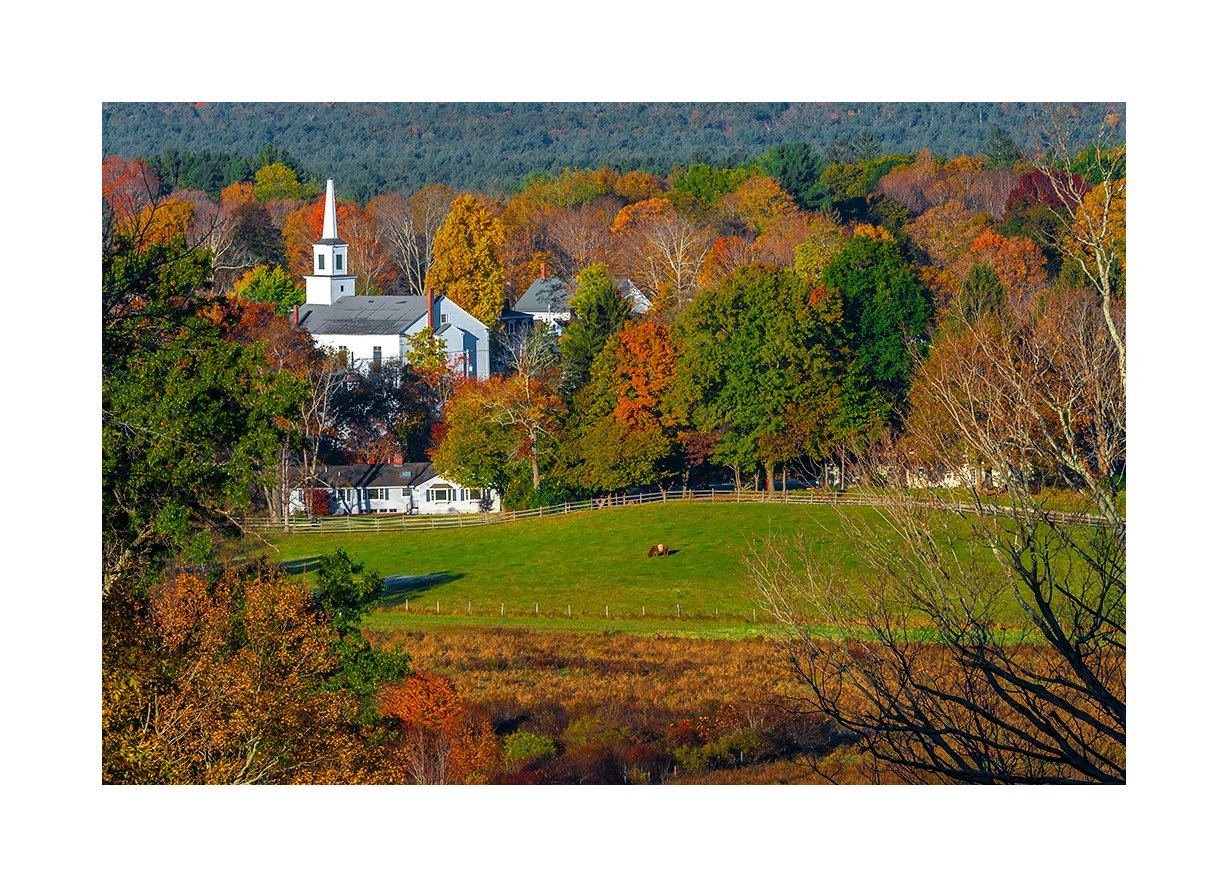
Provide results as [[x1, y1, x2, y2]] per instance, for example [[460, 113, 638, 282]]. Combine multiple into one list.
[[369, 488, 388, 500], [372, 346, 382, 364], [427, 485, 454, 503], [467, 489, 482, 502], [335, 254, 343, 271], [317, 254, 325, 270], [440, 313, 448, 324]]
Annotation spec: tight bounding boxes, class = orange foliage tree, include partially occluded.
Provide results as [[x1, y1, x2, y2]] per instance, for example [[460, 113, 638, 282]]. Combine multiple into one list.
[[720, 174, 799, 237], [611, 321, 677, 431], [611, 197, 712, 305], [282, 193, 359, 274], [963, 230, 1050, 310], [381, 673, 498, 784]]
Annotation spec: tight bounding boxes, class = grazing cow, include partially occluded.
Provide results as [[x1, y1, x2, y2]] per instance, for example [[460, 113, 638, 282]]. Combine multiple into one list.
[[648, 543, 669, 558]]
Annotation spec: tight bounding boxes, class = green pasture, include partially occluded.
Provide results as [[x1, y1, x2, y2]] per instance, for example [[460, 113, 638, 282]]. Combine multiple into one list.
[[248, 501, 1053, 628]]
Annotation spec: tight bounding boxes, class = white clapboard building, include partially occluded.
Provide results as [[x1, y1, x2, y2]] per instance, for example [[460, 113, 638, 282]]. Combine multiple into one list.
[[289, 459, 501, 516], [293, 179, 491, 378]]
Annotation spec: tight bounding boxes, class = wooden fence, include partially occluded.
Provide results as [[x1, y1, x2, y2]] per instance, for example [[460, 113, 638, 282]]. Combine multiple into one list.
[[244, 487, 1113, 534]]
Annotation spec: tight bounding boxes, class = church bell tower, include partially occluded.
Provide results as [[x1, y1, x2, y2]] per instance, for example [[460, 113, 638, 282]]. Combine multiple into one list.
[[304, 179, 357, 305]]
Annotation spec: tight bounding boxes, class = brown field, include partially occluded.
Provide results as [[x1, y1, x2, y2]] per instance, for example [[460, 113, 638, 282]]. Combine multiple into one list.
[[367, 625, 886, 784]]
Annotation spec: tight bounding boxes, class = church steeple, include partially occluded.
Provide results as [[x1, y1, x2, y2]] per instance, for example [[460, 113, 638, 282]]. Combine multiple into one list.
[[322, 178, 338, 240], [304, 178, 355, 306]]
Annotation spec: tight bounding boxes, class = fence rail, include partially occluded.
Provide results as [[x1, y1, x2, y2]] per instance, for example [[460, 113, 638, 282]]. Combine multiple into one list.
[[244, 487, 1114, 534]]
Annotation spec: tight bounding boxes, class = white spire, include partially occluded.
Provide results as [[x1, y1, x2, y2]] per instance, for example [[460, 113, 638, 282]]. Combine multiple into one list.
[[322, 179, 337, 240]]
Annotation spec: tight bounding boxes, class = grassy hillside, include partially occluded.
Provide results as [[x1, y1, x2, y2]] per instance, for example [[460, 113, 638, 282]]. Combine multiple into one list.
[[252, 501, 1032, 627]]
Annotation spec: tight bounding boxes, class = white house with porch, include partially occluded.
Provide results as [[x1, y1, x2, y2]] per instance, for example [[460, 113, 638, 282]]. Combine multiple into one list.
[[289, 460, 501, 516], [293, 180, 491, 378]]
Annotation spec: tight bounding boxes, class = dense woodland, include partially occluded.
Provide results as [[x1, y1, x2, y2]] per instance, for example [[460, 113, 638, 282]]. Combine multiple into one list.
[[103, 101, 1124, 199], [102, 102, 1125, 784]]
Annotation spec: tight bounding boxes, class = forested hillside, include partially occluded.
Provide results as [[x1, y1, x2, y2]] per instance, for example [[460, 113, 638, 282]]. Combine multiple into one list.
[[102, 102, 1123, 199]]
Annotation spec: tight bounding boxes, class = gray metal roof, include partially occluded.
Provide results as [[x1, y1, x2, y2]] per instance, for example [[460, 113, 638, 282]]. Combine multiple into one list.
[[314, 238, 346, 246], [513, 277, 573, 314], [298, 295, 429, 336]]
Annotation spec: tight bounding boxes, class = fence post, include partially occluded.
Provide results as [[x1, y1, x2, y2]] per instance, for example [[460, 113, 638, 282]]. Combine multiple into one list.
[[501, 602, 505, 617], [676, 603, 680, 618]]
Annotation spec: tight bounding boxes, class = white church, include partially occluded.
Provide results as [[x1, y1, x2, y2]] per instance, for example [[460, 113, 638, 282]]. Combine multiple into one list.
[[293, 180, 491, 378]]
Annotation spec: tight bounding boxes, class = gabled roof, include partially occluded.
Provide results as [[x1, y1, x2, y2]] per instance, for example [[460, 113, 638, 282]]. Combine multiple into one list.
[[298, 295, 429, 336], [514, 277, 573, 314], [618, 278, 653, 314], [294, 462, 439, 489]]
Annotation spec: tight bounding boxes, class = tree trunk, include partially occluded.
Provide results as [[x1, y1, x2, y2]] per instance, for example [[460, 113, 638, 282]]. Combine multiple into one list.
[[765, 461, 775, 494]]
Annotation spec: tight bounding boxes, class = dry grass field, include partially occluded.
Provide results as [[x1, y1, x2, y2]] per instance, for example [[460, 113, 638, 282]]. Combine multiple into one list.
[[367, 624, 888, 784]]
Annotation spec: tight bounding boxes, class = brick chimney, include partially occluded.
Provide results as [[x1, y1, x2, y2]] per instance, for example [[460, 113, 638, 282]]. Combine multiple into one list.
[[392, 454, 403, 466], [426, 288, 434, 330], [540, 261, 547, 280], [292, 304, 299, 328]]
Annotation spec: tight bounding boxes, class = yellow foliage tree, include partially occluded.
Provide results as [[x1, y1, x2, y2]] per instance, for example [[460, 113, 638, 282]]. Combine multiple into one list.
[[425, 194, 507, 326], [127, 197, 196, 245]]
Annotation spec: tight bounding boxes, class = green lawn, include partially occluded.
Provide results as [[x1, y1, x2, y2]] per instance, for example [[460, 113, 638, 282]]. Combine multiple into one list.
[[251, 501, 987, 622]]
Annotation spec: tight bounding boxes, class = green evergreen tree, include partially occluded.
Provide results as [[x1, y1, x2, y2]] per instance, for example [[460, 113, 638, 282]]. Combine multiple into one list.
[[559, 263, 631, 398]]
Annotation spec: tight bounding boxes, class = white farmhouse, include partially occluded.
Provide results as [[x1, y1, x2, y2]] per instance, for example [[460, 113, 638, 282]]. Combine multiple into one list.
[[289, 459, 501, 516], [293, 179, 491, 378], [501, 269, 649, 335]]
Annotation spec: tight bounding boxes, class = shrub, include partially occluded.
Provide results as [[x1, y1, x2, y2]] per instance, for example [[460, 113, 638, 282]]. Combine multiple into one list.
[[502, 730, 558, 765]]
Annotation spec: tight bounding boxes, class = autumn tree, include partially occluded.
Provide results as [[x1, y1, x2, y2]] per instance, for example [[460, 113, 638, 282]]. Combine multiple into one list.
[[381, 673, 498, 784], [369, 184, 456, 294], [103, 564, 398, 784], [328, 361, 438, 463], [1031, 108, 1126, 383], [253, 162, 315, 201], [282, 193, 358, 275], [102, 155, 161, 225], [546, 201, 619, 277], [231, 264, 303, 314], [611, 197, 712, 307], [424, 193, 507, 326], [792, 216, 848, 282], [720, 174, 800, 237], [430, 378, 523, 495], [555, 321, 680, 495]]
